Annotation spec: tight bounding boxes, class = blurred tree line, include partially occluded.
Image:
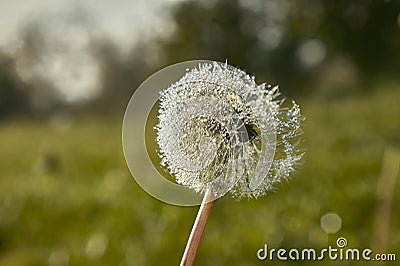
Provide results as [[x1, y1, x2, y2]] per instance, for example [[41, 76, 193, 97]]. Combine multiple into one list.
[[1, 0, 399, 118]]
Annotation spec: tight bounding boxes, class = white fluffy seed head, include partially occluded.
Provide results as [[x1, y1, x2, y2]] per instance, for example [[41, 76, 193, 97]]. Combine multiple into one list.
[[156, 61, 303, 199]]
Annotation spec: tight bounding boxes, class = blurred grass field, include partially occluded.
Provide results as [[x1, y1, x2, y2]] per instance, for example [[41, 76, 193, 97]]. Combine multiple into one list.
[[1, 84, 400, 266]]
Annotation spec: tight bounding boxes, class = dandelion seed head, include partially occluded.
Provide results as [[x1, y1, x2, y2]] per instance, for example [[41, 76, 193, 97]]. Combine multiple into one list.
[[156, 61, 303, 199]]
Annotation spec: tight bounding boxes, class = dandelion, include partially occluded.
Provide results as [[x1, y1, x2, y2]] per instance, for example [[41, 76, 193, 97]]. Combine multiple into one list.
[[156, 61, 303, 265]]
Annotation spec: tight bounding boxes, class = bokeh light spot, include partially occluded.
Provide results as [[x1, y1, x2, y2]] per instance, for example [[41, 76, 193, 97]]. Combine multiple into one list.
[[320, 212, 342, 234], [48, 249, 69, 266], [297, 39, 326, 68], [85, 233, 108, 260]]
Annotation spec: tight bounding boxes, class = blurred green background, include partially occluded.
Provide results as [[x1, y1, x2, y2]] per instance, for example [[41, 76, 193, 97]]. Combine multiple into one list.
[[1, 0, 400, 265]]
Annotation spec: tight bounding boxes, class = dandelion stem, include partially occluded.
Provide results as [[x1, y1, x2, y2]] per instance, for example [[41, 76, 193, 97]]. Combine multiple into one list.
[[180, 189, 214, 266]]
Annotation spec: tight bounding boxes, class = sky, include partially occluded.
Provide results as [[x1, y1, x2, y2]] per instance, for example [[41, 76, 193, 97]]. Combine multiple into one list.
[[0, 0, 184, 103], [0, 0, 182, 52]]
